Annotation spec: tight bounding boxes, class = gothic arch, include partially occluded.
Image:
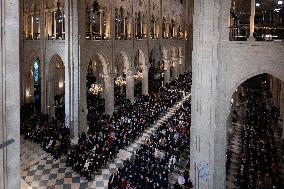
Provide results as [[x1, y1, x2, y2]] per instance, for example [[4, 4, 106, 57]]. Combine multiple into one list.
[[116, 50, 131, 73], [47, 54, 65, 118], [135, 49, 147, 70], [48, 54, 64, 78], [89, 52, 110, 76]]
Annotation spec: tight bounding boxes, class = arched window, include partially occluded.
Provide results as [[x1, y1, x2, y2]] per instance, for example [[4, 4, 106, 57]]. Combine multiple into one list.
[[33, 58, 40, 85], [33, 58, 41, 109]]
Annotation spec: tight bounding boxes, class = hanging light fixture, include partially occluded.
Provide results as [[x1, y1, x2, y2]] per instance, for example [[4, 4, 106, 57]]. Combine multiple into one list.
[[134, 70, 143, 81], [115, 76, 126, 86], [89, 83, 103, 95]]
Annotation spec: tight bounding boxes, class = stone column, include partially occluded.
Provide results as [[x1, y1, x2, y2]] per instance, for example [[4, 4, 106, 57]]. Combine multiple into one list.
[[79, 59, 88, 134], [249, 0, 255, 39], [180, 57, 185, 75], [40, 0, 47, 113], [64, 0, 79, 139], [282, 116, 284, 140], [172, 58, 180, 79], [142, 67, 149, 95], [190, 0, 226, 189], [78, 0, 88, 135], [104, 75, 115, 115], [48, 78, 55, 118], [280, 83, 284, 117], [163, 59, 170, 83], [126, 70, 134, 103], [0, 0, 20, 188]]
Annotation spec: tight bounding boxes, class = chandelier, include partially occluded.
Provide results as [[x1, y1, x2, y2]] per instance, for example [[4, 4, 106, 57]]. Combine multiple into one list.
[[89, 83, 103, 95], [115, 76, 126, 87], [134, 70, 143, 81]]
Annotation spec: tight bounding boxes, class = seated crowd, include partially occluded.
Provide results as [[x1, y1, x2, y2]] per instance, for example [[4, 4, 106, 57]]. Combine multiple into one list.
[[87, 93, 105, 116], [66, 73, 192, 180], [108, 98, 191, 189], [21, 109, 71, 159], [174, 160, 191, 189], [234, 89, 281, 188]]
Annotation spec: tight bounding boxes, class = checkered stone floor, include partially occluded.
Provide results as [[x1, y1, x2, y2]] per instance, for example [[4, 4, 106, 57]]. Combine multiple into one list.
[[21, 94, 190, 189], [21, 155, 101, 189], [21, 136, 49, 170]]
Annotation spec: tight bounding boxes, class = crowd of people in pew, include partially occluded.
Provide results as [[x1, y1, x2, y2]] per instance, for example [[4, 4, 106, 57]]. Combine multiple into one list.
[[87, 92, 105, 116], [21, 104, 71, 159], [108, 99, 192, 189], [66, 73, 192, 180], [232, 87, 282, 188], [174, 160, 191, 189]]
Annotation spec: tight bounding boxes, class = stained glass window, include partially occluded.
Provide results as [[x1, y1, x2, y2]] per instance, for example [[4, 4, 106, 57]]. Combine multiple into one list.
[[33, 58, 40, 85]]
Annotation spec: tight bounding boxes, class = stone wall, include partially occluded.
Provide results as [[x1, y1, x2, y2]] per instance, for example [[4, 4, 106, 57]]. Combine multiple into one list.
[[191, 0, 284, 188]]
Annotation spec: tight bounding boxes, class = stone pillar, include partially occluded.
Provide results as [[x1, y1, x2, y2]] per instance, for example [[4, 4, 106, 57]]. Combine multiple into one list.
[[64, 0, 79, 139], [280, 83, 284, 117], [40, 0, 47, 113], [190, 1, 226, 189], [282, 116, 284, 140], [173, 58, 180, 79], [142, 68, 149, 95], [0, 0, 20, 188], [180, 57, 185, 75], [249, 0, 255, 39], [78, 0, 88, 135], [126, 70, 134, 103], [104, 75, 115, 115], [48, 79, 55, 118], [163, 59, 170, 84]]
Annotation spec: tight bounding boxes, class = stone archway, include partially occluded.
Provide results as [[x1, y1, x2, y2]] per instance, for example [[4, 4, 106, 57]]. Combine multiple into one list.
[[23, 52, 41, 107], [134, 49, 148, 96], [114, 51, 134, 104], [225, 72, 284, 188], [178, 46, 185, 75], [87, 53, 114, 115], [47, 54, 65, 122]]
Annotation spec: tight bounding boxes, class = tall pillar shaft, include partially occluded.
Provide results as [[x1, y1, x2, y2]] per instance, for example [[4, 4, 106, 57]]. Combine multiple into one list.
[[280, 83, 284, 117], [105, 75, 114, 115], [190, 1, 225, 189], [126, 71, 134, 103], [282, 116, 284, 140], [64, 0, 79, 139], [180, 57, 185, 75], [172, 58, 180, 79], [142, 68, 148, 95], [40, 0, 47, 113], [0, 0, 20, 188], [163, 59, 170, 83]]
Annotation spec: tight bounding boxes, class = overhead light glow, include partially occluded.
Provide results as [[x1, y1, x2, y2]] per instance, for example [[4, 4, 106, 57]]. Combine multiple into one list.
[[256, 3, 260, 7], [278, 1, 283, 5]]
